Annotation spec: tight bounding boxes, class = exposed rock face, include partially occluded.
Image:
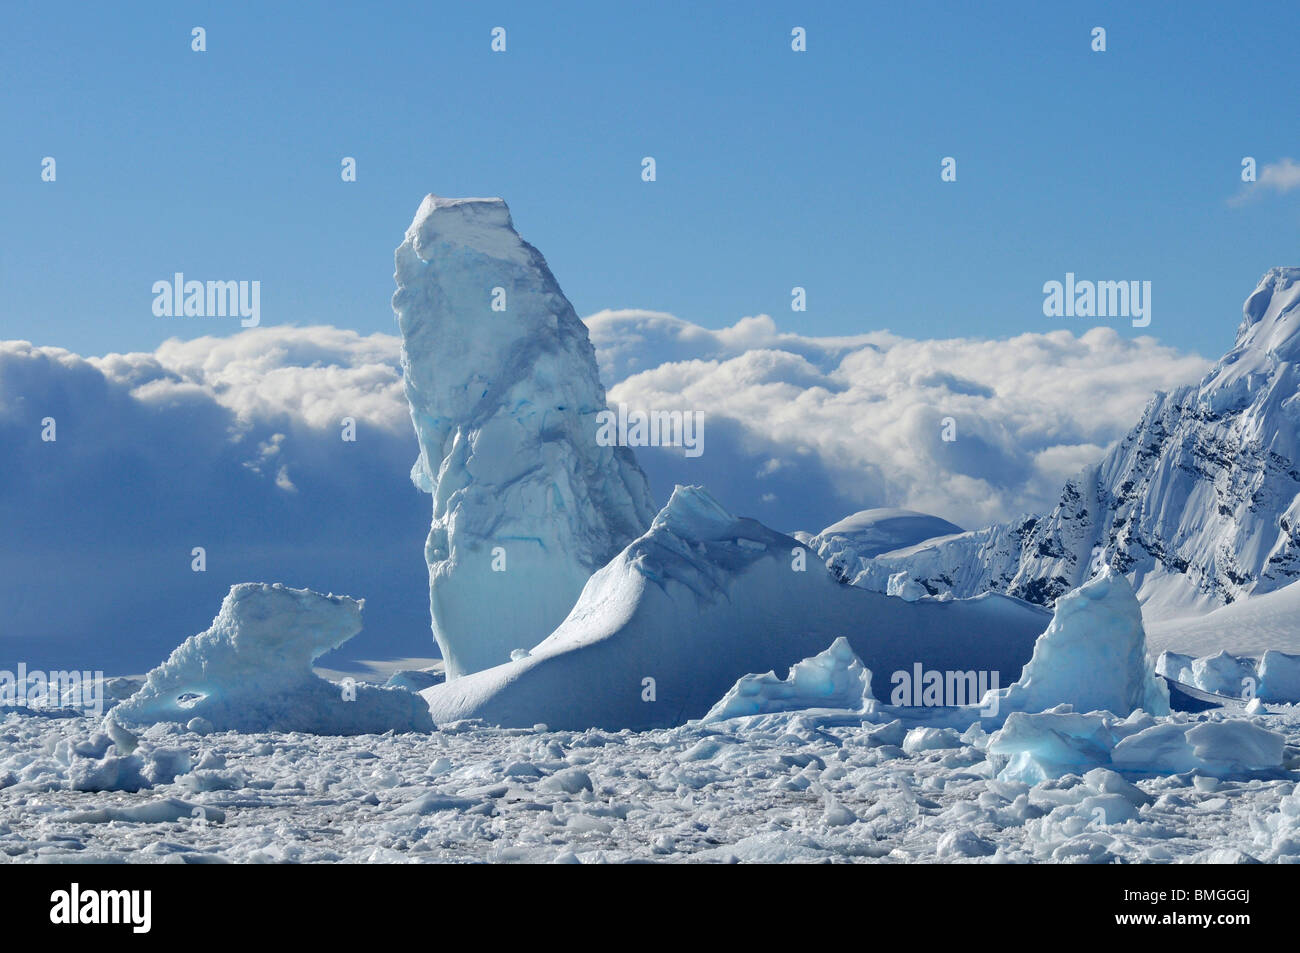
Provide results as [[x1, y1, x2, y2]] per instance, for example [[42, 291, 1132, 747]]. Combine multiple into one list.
[[392, 195, 656, 678]]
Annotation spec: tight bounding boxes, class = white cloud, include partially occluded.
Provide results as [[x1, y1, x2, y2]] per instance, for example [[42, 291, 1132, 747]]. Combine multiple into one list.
[[585, 308, 882, 384], [89, 325, 408, 434], [19, 318, 1204, 535], [0, 328, 427, 672], [1230, 157, 1300, 205], [1259, 157, 1300, 193], [590, 311, 1211, 529]]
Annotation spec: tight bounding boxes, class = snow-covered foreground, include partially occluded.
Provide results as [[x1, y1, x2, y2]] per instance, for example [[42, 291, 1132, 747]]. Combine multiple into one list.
[[5, 703, 1300, 864]]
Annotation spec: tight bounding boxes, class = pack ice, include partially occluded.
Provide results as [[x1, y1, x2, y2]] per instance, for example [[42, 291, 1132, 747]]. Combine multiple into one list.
[[393, 195, 656, 678], [421, 485, 1049, 730], [113, 583, 433, 735]]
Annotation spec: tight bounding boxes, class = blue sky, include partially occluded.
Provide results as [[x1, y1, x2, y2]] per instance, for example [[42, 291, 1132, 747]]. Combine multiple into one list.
[[2, 0, 1297, 360]]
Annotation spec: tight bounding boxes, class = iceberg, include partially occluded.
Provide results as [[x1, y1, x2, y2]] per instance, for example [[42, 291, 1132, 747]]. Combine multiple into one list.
[[1155, 647, 1300, 704], [1111, 719, 1285, 776], [1189, 651, 1257, 699], [1258, 650, 1300, 702], [420, 485, 1050, 730], [392, 195, 656, 677], [114, 583, 432, 735], [987, 710, 1117, 784], [701, 638, 874, 723], [808, 508, 962, 585], [988, 569, 1170, 717]]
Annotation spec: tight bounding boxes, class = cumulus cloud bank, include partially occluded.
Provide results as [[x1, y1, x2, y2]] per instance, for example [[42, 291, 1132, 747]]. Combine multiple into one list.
[[0, 328, 426, 671], [587, 309, 1211, 531], [0, 316, 1209, 668]]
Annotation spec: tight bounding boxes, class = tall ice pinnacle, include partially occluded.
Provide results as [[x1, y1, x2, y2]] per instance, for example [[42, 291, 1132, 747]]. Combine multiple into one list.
[[393, 195, 656, 678]]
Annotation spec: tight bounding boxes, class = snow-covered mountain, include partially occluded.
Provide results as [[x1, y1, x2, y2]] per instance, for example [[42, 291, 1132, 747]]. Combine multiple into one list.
[[393, 195, 657, 678], [849, 268, 1300, 620]]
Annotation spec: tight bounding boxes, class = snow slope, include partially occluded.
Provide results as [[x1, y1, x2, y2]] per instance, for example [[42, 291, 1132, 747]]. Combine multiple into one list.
[[392, 195, 656, 678], [113, 583, 432, 735], [1146, 579, 1300, 657], [856, 268, 1300, 620], [421, 486, 1051, 730]]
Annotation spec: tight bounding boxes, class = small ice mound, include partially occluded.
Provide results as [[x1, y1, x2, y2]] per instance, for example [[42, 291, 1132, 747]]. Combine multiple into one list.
[[70, 752, 151, 793], [1155, 651, 1195, 684], [820, 791, 857, 827], [1111, 719, 1285, 776], [988, 710, 1116, 785], [989, 709, 1285, 783], [989, 569, 1169, 717], [1019, 768, 1153, 858], [64, 797, 225, 825], [1190, 651, 1257, 698], [114, 583, 433, 735], [1252, 785, 1300, 861], [1256, 650, 1300, 702], [902, 726, 963, 755], [700, 638, 873, 723], [383, 670, 443, 692], [936, 829, 997, 859]]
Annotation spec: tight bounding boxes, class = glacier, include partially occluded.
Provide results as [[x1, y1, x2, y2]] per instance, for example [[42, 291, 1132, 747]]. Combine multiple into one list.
[[113, 583, 433, 735], [392, 195, 656, 678], [807, 508, 963, 585]]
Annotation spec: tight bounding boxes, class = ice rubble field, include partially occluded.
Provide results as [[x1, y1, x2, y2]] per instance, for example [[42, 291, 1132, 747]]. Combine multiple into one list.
[[4, 574, 1300, 864], [6, 703, 1300, 864]]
